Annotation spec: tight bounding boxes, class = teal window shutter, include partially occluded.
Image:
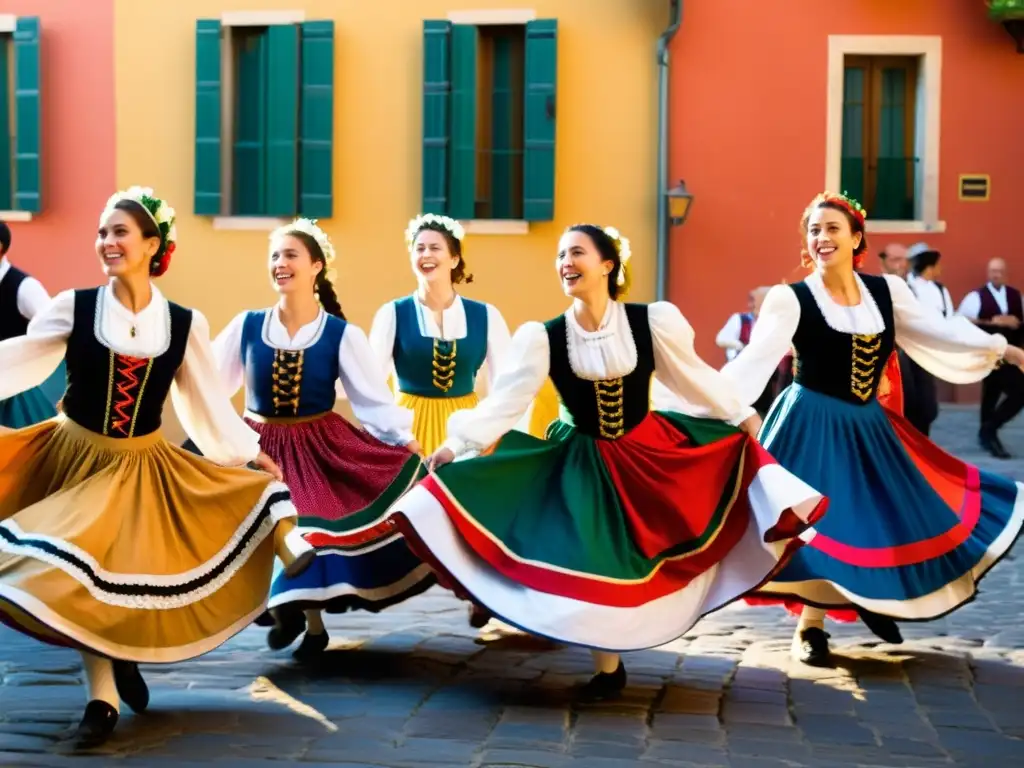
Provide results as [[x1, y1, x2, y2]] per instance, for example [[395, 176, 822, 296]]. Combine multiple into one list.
[[264, 24, 299, 217], [233, 29, 268, 216], [448, 24, 478, 221], [839, 65, 866, 208], [194, 19, 222, 215], [0, 34, 11, 210], [13, 17, 41, 213], [876, 66, 912, 220], [298, 21, 334, 219], [422, 20, 451, 215], [522, 19, 557, 222]]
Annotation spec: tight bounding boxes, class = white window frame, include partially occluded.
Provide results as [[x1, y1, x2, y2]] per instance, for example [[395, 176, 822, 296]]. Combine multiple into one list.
[[441, 9, 537, 235], [213, 11, 306, 231], [0, 14, 31, 221], [825, 35, 945, 235]]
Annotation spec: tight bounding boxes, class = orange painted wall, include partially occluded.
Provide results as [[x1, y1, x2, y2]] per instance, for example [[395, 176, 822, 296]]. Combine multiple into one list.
[[2, 2, 115, 292], [668, 1, 1024, 372]]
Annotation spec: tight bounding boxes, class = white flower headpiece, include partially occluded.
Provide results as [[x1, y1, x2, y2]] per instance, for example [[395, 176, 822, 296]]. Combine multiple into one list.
[[273, 218, 338, 284], [603, 226, 632, 287], [405, 213, 466, 246], [102, 185, 178, 276]]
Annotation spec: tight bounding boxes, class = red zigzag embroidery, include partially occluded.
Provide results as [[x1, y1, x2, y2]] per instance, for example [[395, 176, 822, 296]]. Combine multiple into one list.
[[110, 355, 148, 435]]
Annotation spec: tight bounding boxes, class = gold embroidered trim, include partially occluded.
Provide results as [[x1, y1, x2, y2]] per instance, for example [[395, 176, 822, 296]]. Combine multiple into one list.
[[851, 333, 881, 401], [271, 349, 304, 416], [595, 377, 625, 438], [432, 339, 457, 393]]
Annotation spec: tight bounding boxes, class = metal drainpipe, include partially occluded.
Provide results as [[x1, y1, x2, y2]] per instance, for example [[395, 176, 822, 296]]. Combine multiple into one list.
[[655, 0, 682, 302]]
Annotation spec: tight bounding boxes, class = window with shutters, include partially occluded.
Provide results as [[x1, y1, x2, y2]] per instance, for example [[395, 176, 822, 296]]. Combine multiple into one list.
[[422, 18, 557, 224], [825, 36, 943, 234], [0, 16, 42, 215], [840, 55, 919, 221], [193, 18, 334, 222]]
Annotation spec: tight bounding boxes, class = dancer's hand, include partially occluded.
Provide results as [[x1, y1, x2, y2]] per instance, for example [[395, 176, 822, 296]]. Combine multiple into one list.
[[426, 447, 455, 471], [739, 413, 762, 438], [1003, 345, 1024, 371], [253, 451, 284, 481], [405, 439, 423, 457]]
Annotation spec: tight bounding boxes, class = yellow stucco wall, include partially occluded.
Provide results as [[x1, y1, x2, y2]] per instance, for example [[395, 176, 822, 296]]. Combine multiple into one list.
[[114, 0, 664, 438]]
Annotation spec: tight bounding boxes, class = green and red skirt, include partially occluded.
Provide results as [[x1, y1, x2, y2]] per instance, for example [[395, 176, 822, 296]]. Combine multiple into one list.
[[391, 411, 827, 651]]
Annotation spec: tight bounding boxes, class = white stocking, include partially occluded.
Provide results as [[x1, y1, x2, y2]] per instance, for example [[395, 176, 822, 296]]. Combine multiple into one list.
[[797, 606, 827, 633], [591, 650, 621, 674], [304, 609, 326, 635], [80, 651, 119, 711]]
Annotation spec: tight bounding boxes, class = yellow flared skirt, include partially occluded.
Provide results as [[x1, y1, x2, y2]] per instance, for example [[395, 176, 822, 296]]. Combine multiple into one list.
[[397, 391, 479, 455], [0, 416, 295, 663]]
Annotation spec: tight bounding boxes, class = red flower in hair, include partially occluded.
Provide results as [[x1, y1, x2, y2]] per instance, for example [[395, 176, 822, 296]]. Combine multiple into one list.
[[151, 241, 175, 277]]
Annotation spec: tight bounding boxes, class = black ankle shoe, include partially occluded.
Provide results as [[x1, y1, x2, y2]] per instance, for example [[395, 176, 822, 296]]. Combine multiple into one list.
[[577, 662, 627, 703], [267, 609, 306, 650], [293, 630, 329, 662], [793, 627, 831, 667], [857, 608, 903, 644], [468, 604, 492, 628], [112, 661, 149, 713], [71, 700, 118, 749]]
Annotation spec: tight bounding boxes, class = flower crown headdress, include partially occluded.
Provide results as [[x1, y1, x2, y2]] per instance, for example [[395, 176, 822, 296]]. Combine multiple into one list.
[[603, 225, 633, 295], [820, 190, 867, 226], [272, 218, 338, 284], [405, 213, 466, 247], [102, 186, 177, 276]]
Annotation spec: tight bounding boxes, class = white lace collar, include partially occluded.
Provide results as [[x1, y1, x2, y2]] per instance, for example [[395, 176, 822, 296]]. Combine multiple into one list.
[[804, 271, 885, 335]]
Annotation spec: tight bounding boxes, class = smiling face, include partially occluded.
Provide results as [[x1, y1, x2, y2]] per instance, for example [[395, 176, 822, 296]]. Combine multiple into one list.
[[556, 230, 614, 299], [269, 233, 321, 296], [805, 204, 862, 270], [95, 206, 161, 279], [410, 227, 460, 286]]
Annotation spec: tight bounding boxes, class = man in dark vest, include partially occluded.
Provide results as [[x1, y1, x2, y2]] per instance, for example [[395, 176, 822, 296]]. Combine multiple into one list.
[[716, 287, 777, 416], [957, 258, 1024, 458], [0, 220, 65, 430]]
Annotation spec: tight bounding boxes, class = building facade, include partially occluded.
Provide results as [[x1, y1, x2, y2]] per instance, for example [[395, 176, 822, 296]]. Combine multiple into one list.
[[0, 1, 116, 290], [666, 0, 1024, 400]]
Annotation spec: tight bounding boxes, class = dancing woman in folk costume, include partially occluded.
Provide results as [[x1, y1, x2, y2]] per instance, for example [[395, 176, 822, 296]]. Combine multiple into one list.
[[718, 192, 1024, 667], [0, 221, 66, 429], [369, 214, 515, 455], [369, 213, 517, 627], [389, 224, 826, 702], [0, 187, 314, 748], [206, 219, 428, 660]]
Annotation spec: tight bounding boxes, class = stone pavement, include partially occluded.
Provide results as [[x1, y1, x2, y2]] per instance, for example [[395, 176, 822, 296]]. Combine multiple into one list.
[[1, 406, 1023, 767]]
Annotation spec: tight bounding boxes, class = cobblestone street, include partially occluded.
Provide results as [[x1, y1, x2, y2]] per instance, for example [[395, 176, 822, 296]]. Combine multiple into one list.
[[0, 407, 1022, 767]]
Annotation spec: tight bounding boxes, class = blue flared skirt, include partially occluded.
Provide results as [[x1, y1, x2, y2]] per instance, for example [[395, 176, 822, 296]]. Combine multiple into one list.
[[749, 384, 1022, 621], [0, 362, 65, 429]]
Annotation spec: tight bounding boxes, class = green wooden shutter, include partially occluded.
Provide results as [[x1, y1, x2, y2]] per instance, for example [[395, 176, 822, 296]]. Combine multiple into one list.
[[13, 17, 41, 213], [875, 66, 911, 220], [839, 65, 866, 208], [194, 19, 222, 215], [265, 24, 299, 217], [233, 29, 268, 216], [298, 21, 334, 219], [448, 24, 478, 220], [422, 20, 451, 215], [522, 19, 557, 222], [0, 34, 11, 210]]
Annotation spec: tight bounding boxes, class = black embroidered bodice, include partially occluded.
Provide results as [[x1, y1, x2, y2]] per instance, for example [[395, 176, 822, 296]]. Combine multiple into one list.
[[0, 265, 29, 341], [544, 303, 655, 439], [62, 288, 192, 438], [790, 274, 896, 405]]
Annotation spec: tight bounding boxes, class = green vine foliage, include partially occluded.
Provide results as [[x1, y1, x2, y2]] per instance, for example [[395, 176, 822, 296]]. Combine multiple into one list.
[[990, 0, 1024, 18]]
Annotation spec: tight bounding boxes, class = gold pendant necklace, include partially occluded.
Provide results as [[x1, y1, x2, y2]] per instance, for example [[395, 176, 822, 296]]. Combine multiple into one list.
[[130, 325, 137, 338]]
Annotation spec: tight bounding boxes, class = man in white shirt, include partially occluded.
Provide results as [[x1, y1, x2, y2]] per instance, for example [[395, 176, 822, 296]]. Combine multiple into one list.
[[716, 287, 769, 363], [957, 258, 1023, 458], [902, 243, 953, 436], [878, 243, 909, 279]]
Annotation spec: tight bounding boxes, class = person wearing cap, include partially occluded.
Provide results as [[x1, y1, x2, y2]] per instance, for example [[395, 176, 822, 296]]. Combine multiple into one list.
[[958, 258, 1024, 458], [902, 243, 953, 435]]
